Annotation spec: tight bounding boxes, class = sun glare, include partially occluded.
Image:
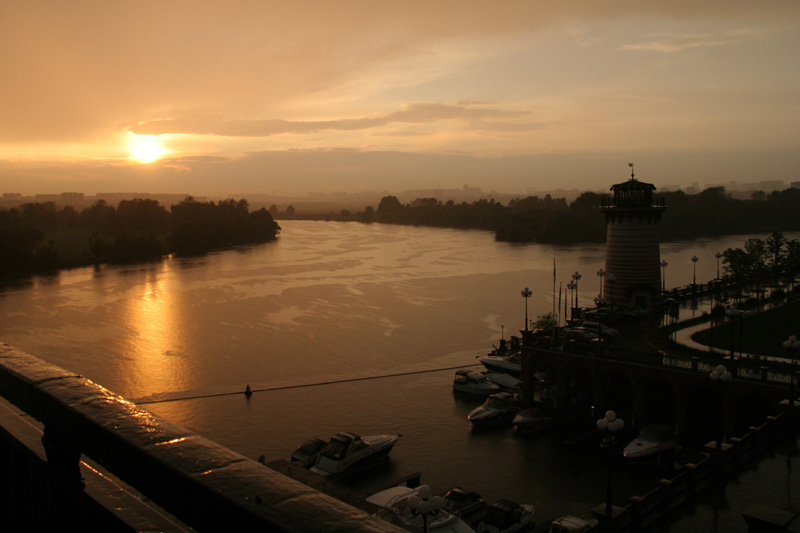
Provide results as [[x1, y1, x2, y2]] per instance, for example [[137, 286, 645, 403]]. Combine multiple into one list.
[[128, 135, 168, 164]]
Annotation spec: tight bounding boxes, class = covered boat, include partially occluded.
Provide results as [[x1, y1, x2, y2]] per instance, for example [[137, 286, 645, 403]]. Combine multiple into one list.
[[453, 369, 501, 396], [310, 432, 400, 476]]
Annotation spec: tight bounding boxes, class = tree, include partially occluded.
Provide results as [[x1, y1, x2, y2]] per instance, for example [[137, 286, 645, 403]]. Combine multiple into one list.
[[533, 313, 557, 331]]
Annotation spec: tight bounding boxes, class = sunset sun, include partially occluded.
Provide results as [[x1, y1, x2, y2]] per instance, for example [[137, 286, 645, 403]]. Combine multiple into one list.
[[128, 135, 168, 164]]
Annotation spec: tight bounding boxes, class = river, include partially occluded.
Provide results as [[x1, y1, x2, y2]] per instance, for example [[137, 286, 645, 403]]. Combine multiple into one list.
[[1, 220, 796, 530]]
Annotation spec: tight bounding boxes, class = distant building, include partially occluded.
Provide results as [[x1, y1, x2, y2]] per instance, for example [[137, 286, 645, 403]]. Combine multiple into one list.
[[600, 165, 666, 312]]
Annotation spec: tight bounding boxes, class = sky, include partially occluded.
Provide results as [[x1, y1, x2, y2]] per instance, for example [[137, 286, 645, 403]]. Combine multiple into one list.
[[1, 1, 798, 197]]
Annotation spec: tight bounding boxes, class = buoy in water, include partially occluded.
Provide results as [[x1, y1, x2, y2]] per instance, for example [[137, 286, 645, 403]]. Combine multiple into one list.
[[245, 384, 253, 397]]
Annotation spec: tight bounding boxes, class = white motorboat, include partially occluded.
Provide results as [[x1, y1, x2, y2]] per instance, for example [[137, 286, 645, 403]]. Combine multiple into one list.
[[623, 424, 680, 462], [478, 337, 522, 377], [512, 407, 555, 434], [453, 369, 501, 396], [479, 353, 521, 377], [310, 432, 400, 476], [477, 499, 536, 533], [549, 515, 598, 532], [467, 392, 521, 428], [368, 485, 476, 532]]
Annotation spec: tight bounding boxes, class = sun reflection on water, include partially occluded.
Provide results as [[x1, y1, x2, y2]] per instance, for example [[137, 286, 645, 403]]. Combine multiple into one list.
[[120, 266, 190, 397]]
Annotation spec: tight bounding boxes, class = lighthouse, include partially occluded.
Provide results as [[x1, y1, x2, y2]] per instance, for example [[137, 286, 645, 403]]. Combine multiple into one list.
[[601, 164, 666, 312]]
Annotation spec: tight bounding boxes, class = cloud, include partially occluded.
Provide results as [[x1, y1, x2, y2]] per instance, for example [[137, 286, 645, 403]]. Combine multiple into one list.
[[127, 103, 533, 137], [620, 29, 777, 53]]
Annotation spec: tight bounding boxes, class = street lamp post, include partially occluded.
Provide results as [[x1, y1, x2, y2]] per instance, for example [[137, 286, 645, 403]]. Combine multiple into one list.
[[406, 484, 444, 533], [661, 260, 668, 293], [567, 280, 577, 321], [572, 272, 582, 314], [597, 268, 605, 298], [691, 255, 699, 286], [710, 365, 732, 448], [596, 410, 625, 516], [783, 336, 800, 409], [521, 287, 532, 331], [715, 252, 723, 280]]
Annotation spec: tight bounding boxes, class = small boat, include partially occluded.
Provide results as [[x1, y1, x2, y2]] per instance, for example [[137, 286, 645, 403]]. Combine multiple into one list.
[[453, 369, 501, 396], [467, 392, 521, 428], [441, 487, 488, 526], [290, 437, 326, 462], [310, 432, 400, 476], [478, 337, 522, 377], [512, 407, 555, 435], [484, 372, 522, 393], [368, 485, 476, 532], [477, 499, 536, 533], [623, 424, 680, 463], [479, 354, 521, 377], [549, 515, 598, 532]]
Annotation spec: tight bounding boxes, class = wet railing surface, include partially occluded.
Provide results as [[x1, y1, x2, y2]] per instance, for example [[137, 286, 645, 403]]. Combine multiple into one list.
[[0, 342, 402, 532]]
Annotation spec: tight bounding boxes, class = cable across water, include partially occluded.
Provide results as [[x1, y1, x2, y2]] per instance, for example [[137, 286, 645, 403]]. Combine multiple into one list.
[[133, 363, 481, 405]]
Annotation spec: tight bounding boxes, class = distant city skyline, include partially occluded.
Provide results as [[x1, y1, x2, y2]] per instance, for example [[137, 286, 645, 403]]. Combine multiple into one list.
[[1, 2, 798, 196]]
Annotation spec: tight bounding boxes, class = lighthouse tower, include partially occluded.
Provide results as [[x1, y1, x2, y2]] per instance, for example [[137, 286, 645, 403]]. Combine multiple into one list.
[[601, 164, 666, 312]]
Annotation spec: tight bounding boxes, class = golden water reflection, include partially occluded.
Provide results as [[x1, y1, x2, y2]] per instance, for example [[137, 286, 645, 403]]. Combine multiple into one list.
[[119, 265, 190, 398]]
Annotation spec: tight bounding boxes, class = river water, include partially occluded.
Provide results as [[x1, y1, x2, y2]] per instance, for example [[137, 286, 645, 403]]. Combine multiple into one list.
[[1, 221, 796, 530]]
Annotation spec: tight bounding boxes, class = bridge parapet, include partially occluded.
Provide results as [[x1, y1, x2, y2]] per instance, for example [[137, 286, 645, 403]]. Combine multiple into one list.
[[0, 342, 402, 532]]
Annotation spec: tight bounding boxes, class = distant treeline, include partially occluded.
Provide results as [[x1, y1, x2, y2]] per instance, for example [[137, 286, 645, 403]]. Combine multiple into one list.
[[370, 187, 800, 244], [0, 197, 280, 277]]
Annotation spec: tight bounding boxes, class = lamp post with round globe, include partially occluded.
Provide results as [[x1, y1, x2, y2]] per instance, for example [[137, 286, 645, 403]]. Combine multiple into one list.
[[597, 410, 625, 516], [572, 271, 582, 309], [567, 280, 577, 321], [715, 252, 723, 280], [660, 260, 668, 294], [521, 287, 532, 332], [405, 484, 443, 533], [710, 365, 732, 448], [691, 255, 699, 287]]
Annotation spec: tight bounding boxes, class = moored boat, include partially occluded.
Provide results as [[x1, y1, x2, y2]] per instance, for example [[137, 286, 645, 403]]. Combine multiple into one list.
[[290, 437, 326, 463], [623, 424, 679, 463], [512, 407, 555, 435], [453, 369, 501, 396], [479, 353, 521, 377], [368, 484, 476, 532], [467, 392, 521, 429], [310, 432, 400, 476], [477, 498, 536, 533], [442, 487, 488, 526], [484, 372, 522, 393], [549, 515, 598, 532]]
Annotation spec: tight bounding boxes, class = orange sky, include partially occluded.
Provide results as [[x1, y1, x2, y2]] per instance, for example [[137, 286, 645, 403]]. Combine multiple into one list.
[[1, 1, 798, 196]]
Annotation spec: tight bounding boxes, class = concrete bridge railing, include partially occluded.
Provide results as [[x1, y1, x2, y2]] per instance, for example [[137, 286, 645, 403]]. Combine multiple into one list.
[[0, 342, 403, 532]]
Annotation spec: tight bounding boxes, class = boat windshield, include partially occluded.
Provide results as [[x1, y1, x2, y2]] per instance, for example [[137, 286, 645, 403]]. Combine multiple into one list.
[[484, 397, 511, 409], [321, 437, 350, 460]]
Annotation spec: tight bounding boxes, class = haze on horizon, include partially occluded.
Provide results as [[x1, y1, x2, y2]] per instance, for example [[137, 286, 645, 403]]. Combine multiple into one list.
[[1, 1, 798, 197]]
